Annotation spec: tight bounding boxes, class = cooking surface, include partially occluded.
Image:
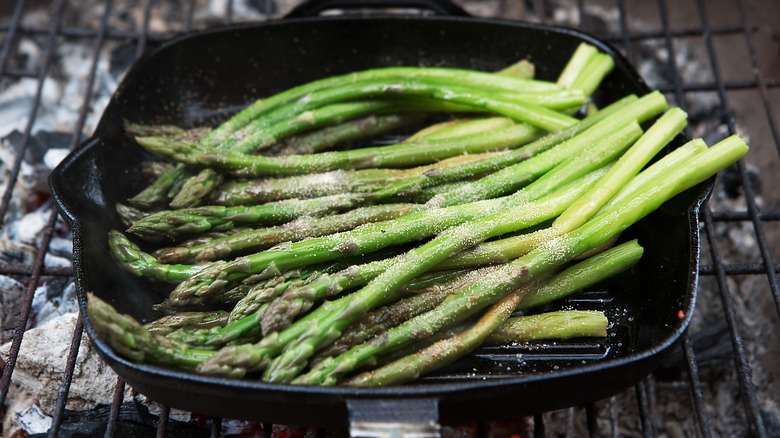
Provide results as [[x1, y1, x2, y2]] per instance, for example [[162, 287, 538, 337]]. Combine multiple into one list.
[[1, 0, 779, 437]]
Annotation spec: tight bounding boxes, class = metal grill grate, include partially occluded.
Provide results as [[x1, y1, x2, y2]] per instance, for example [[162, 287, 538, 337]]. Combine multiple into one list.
[[0, 0, 778, 436]]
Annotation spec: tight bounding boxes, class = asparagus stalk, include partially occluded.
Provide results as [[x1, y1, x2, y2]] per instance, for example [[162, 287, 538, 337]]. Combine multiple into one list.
[[292, 137, 747, 385], [169, 168, 223, 209], [254, 119, 641, 335], [87, 293, 213, 368], [315, 239, 642, 363], [435, 128, 704, 270], [170, 168, 607, 310], [144, 122, 542, 177], [127, 194, 363, 241], [144, 311, 229, 336], [154, 203, 418, 264], [557, 43, 599, 89], [204, 151, 503, 206], [423, 92, 667, 208], [310, 265, 500, 363], [484, 310, 609, 344], [202, 66, 564, 147], [369, 95, 639, 201], [273, 113, 429, 155], [108, 230, 202, 283], [343, 289, 524, 386], [344, 309, 609, 386], [258, 167, 611, 383]]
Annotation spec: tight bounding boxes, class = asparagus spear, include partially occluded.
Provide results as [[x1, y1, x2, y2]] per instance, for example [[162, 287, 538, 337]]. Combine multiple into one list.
[[372, 92, 663, 203], [144, 310, 229, 336], [255, 120, 641, 335], [108, 230, 202, 283], [345, 309, 609, 386], [435, 125, 704, 270], [170, 167, 608, 310], [87, 293, 213, 368], [142, 121, 542, 177], [291, 137, 747, 385], [422, 92, 667, 209], [127, 194, 363, 241], [273, 113, 429, 155], [154, 203, 418, 264], [169, 168, 223, 209], [202, 65, 564, 147], [484, 310, 609, 344], [343, 288, 524, 386], [257, 167, 611, 383], [204, 151, 503, 206], [315, 239, 642, 363]]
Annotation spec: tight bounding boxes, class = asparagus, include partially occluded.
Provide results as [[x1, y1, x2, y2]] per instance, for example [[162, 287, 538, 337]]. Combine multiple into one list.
[[128, 164, 192, 210], [142, 122, 542, 177], [127, 194, 363, 241], [435, 126, 704, 270], [345, 309, 609, 386], [144, 310, 229, 336], [254, 119, 643, 336], [257, 167, 611, 383], [223, 98, 486, 154], [170, 167, 607, 310], [343, 288, 523, 386], [273, 113, 430, 155], [422, 92, 667, 208], [310, 265, 499, 363], [108, 230, 202, 283], [291, 137, 747, 385], [154, 203, 418, 264], [116, 203, 147, 228], [372, 92, 663, 203], [169, 168, 223, 209], [557, 43, 599, 89], [204, 151, 503, 205], [315, 239, 642, 363], [202, 66, 564, 147], [87, 293, 213, 368], [484, 310, 609, 344]]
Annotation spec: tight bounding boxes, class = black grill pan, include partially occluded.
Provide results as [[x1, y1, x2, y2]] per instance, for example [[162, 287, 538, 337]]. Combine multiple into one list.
[[49, 2, 710, 433]]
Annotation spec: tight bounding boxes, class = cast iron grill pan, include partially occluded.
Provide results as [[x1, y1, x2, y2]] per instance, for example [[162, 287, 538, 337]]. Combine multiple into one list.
[[49, 13, 708, 430]]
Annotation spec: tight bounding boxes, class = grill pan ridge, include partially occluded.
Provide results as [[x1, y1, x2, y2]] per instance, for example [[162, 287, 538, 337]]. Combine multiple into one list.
[[48, 10, 709, 429]]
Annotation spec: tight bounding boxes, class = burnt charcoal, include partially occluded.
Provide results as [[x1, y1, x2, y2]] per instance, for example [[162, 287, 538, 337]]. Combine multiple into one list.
[[654, 318, 733, 380], [719, 162, 761, 199], [26, 402, 210, 438]]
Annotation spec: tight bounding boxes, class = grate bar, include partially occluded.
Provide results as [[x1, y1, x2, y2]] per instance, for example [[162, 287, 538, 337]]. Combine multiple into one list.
[[47, 316, 84, 438], [135, 0, 155, 61], [696, 0, 780, 319], [156, 405, 170, 438], [0, 0, 65, 222], [735, 0, 780, 158], [0, 210, 61, 408], [699, 262, 780, 276], [681, 332, 713, 438], [634, 380, 655, 438], [105, 377, 125, 438], [696, 1, 776, 434], [0, 0, 25, 77], [0, 265, 73, 276], [44, 1, 114, 434]]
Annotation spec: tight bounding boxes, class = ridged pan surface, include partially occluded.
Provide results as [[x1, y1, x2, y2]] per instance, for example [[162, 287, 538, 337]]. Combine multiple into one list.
[[49, 15, 708, 428]]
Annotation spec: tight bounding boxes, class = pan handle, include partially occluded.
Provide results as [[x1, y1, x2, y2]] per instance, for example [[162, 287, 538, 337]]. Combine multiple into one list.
[[285, 0, 470, 18], [346, 398, 441, 438]]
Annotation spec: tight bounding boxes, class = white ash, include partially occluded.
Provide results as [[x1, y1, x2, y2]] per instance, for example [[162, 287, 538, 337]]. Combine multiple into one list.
[[0, 313, 130, 414]]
